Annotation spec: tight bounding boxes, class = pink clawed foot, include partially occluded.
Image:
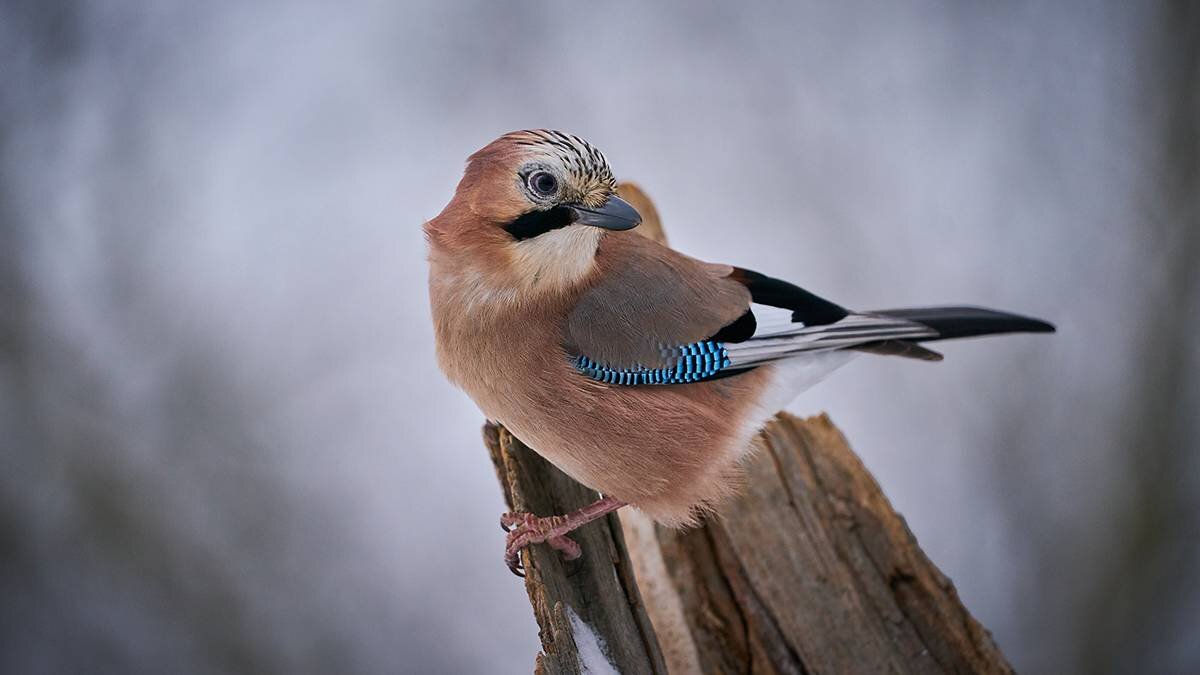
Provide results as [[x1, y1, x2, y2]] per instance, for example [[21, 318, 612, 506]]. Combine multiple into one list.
[[499, 496, 626, 576]]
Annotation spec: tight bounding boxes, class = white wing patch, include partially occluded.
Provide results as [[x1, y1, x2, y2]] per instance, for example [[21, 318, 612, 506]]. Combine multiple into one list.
[[746, 305, 802, 337]]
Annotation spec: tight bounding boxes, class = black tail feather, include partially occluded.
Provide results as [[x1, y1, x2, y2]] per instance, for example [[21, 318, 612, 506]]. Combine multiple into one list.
[[873, 306, 1055, 341]]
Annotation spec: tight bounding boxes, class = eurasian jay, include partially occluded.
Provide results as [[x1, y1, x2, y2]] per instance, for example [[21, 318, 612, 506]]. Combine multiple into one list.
[[425, 129, 1054, 574]]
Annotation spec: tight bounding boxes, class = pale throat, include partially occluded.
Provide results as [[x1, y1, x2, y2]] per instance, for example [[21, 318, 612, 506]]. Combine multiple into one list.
[[507, 225, 602, 292]]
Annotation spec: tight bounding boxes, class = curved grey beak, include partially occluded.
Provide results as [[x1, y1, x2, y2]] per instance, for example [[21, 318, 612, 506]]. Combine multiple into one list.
[[570, 196, 642, 231]]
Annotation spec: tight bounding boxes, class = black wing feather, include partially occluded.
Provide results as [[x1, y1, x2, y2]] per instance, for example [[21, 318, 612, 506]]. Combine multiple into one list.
[[730, 267, 848, 326]]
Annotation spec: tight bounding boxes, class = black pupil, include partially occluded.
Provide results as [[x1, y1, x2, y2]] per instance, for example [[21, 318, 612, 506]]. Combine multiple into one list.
[[532, 172, 557, 195]]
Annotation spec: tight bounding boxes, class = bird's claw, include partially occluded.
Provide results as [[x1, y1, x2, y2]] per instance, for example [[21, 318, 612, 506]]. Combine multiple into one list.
[[506, 550, 525, 577], [497, 498, 625, 577], [501, 512, 581, 577]]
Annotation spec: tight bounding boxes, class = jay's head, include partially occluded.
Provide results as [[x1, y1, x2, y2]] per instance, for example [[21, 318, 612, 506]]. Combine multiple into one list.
[[428, 130, 642, 295]]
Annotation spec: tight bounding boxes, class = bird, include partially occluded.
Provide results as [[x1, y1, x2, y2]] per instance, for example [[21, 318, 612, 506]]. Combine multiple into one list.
[[425, 129, 1054, 575]]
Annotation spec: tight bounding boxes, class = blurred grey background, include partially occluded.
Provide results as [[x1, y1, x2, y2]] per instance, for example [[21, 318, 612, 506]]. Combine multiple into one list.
[[2, 1, 1197, 673]]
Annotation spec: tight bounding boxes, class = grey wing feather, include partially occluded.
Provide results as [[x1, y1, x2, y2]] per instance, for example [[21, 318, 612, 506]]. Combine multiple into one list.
[[566, 235, 750, 369]]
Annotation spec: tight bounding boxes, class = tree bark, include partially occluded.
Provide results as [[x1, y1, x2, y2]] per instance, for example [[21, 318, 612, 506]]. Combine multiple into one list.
[[484, 183, 1012, 674]]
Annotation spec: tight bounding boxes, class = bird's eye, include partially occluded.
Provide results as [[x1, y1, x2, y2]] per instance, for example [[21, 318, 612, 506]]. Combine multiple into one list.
[[528, 171, 559, 198]]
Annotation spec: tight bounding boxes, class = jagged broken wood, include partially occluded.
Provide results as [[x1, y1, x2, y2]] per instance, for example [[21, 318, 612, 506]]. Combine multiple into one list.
[[483, 183, 1013, 674]]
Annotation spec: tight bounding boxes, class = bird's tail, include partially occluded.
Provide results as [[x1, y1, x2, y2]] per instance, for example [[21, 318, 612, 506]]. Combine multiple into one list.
[[855, 306, 1055, 361], [725, 305, 1054, 368], [872, 306, 1056, 340]]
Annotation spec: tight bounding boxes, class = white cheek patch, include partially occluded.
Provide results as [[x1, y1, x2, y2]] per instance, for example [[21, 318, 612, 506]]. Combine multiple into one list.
[[510, 225, 603, 291]]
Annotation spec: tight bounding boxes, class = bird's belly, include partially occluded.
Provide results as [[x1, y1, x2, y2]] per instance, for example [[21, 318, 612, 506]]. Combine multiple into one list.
[[482, 359, 777, 526], [439, 317, 782, 525]]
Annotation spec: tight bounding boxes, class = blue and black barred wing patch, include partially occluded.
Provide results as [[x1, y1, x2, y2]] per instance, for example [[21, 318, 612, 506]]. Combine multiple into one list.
[[574, 340, 733, 385]]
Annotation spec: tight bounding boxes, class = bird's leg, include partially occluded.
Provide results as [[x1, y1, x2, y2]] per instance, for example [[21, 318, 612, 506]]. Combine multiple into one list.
[[500, 495, 626, 576]]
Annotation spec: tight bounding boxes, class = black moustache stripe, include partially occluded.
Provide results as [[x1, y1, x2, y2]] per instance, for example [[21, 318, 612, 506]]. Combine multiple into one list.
[[504, 206, 576, 240]]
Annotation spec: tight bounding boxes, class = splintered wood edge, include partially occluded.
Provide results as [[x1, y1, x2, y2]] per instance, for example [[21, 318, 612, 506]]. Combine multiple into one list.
[[484, 423, 574, 672]]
